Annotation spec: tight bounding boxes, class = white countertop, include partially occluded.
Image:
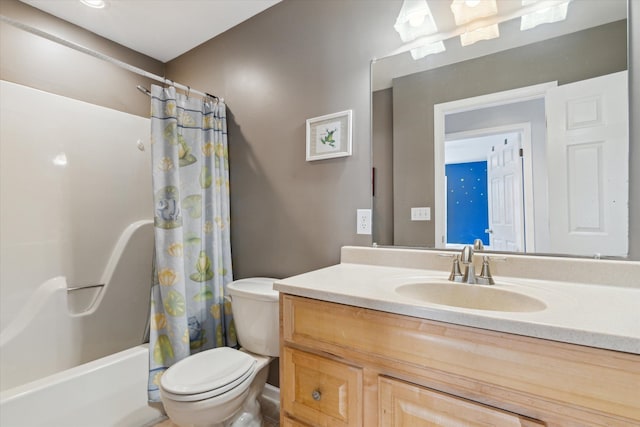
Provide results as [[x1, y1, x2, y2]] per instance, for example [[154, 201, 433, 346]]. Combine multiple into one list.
[[274, 262, 640, 354]]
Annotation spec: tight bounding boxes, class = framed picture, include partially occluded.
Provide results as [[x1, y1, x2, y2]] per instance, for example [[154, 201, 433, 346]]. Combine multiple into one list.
[[306, 109, 352, 161]]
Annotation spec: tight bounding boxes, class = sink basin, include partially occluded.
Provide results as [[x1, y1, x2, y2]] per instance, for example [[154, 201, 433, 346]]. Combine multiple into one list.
[[395, 282, 546, 312]]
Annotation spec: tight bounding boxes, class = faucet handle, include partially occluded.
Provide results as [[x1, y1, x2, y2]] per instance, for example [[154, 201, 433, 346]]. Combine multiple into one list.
[[477, 256, 495, 285], [448, 255, 464, 282]]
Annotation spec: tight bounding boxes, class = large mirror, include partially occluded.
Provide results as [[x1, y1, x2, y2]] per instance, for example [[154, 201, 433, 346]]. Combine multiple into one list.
[[372, 0, 629, 258]]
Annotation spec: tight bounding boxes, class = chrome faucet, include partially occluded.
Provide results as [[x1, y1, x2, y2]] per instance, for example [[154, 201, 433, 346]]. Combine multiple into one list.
[[460, 245, 476, 284], [448, 245, 496, 285]]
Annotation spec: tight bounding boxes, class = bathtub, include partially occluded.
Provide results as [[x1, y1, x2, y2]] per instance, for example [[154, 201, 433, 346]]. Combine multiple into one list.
[[0, 344, 165, 427], [1, 221, 154, 391], [0, 221, 163, 425]]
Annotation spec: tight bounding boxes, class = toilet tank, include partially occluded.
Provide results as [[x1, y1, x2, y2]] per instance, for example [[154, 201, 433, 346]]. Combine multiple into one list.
[[226, 278, 279, 357]]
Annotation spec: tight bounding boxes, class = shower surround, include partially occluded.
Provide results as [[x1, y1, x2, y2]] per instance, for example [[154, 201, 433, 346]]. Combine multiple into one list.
[[0, 81, 159, 424]]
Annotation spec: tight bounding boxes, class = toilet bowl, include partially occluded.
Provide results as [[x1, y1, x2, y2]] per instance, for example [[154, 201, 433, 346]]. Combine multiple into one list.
[[159, 278, 279, 427]]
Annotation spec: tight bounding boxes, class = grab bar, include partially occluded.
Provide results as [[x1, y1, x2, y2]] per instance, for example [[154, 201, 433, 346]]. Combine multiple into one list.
[[66, 284, 105, 292]]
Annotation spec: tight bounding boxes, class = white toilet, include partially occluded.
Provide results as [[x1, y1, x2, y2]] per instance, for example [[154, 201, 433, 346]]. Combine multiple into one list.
[[159, 278, 279, 427]]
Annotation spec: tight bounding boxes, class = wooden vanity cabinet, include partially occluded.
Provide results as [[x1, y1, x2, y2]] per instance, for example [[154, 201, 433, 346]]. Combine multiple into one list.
[[280, 295, 640, 426]]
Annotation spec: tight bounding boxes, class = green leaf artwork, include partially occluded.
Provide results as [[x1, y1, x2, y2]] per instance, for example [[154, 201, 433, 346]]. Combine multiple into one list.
[[182, 194, 202, 219], [153, 335, 174, 364], [193, 286, 214, 302], [184, 232, 202, 246], [163, 289, 186, 316]]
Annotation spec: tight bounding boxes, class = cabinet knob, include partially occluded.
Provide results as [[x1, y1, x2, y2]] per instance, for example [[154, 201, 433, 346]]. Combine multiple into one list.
[[311, 389, 322, 401]]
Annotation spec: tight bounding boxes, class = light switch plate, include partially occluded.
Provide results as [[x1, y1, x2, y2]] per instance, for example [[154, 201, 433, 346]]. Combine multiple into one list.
[[411, 207, 431, 221]]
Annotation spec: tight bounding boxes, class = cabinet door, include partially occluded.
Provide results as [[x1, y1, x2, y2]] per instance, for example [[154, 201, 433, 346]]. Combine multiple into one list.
[[379, 377, 545, 427], [282, 415, 312, 427], [282, 347, 363, 427]]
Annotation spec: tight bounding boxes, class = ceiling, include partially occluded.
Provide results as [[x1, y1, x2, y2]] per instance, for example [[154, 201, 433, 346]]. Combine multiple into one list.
[[19, 0, 282, 63]]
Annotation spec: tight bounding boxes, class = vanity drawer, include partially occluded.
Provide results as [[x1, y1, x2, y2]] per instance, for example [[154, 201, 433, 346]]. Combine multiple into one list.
[[379, 376, 545, 426], [281, 347, 363, 426]]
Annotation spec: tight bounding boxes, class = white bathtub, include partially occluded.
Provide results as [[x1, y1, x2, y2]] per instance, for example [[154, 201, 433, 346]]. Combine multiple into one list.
[[1, 221, 154, 391], [0, 345, 165, 427], [0, 221, 162, 426]]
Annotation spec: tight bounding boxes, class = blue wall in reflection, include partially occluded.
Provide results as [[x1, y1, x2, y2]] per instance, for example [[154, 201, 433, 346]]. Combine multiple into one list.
[[446, 161, 489, 245]]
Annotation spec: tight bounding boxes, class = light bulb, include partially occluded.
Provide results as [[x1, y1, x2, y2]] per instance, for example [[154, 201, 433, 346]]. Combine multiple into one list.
[[409, 14, 426, 27], [80, 0, 106, 9], [52, 152, 68, 167]]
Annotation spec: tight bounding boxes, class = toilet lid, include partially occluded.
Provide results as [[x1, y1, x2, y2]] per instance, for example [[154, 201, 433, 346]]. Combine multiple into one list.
[[161, 347, 256, 397]]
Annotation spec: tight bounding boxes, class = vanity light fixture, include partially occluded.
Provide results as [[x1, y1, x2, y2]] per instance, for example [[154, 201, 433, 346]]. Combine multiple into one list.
[[389, 0, 577, 58], [450, 0, 498, 26], [410, 40, 446, 60], [395, 0, 446, 60], [520, 0, 570, 31], [394, 0, 439, 43], [451, 0, 499, 46], [80, 0, 107, 9], [460, 23, 500, 46]]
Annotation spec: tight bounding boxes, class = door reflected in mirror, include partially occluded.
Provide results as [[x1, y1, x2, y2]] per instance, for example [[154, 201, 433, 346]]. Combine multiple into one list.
[[371, 0, 629, 258], [434, 75, 628, 257]]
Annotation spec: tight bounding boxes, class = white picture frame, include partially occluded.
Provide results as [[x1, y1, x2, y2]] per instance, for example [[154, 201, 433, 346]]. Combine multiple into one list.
[[306, 109, 352, 161]]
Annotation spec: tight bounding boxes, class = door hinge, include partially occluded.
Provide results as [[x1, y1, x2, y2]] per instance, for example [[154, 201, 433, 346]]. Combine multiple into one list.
[[519, 148, 524, 157]]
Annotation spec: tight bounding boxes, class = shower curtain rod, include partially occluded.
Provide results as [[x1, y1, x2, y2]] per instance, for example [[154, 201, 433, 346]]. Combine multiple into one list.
[[0, 14, 218, 100]]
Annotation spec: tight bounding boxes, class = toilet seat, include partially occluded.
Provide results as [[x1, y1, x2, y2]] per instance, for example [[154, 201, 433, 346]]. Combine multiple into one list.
[[160, 347, 256, 402]]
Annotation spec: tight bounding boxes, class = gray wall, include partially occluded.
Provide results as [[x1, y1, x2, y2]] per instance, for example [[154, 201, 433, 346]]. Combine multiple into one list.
[[0, 0, 163, 117], [630, 0, 639, 260], [372, 88, 394, 246], [165, 1, 402, 279], [392, 20, 628, 250]]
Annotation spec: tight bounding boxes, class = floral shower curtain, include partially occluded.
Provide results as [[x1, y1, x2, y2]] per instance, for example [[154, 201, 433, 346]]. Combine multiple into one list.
[[147, 85, 235, 402]]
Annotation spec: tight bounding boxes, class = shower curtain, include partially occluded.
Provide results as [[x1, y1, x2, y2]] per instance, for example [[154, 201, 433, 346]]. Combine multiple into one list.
[[147, 85, 234, 402]]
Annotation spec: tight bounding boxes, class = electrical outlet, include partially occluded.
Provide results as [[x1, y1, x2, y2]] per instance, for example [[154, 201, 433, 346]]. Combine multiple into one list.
[[411, 207, 431, 221], [356, 209, 372, 235]]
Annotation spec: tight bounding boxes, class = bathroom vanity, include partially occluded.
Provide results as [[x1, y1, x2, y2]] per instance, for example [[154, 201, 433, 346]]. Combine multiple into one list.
[[275, 247, 640, 426]]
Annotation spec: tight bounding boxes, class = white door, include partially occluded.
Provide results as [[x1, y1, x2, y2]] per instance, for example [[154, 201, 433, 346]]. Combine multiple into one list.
[[545, 71, 628, 257], [486, 135, 525, 251]]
